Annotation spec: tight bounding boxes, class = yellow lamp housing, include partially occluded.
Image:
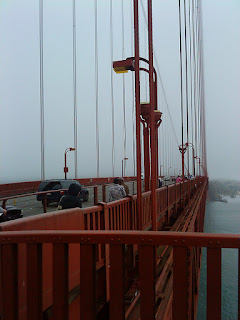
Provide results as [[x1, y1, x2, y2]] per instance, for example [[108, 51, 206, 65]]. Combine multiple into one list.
[[113, 58, 135, 74]]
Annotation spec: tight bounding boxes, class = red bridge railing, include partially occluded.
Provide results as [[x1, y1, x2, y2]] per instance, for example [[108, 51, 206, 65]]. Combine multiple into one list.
[[0, 177, 207, 319], [0, 230, 238, 320]]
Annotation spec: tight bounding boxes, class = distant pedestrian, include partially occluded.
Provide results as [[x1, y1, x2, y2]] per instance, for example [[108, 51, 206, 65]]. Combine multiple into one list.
[[108, 178, 126, 202], [58, 182, 82, 210], [158, 178, 163, 188], [176, 176, 182, 183], [119, 177, 130, 195]]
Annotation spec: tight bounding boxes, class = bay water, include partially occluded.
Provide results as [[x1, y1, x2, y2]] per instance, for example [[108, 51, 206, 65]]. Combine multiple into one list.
[[197, 196, 240, 319]]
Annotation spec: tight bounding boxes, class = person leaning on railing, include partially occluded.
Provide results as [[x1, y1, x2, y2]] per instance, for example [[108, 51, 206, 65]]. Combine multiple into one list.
[[108, 178, 126, 202], [118, 177, 130, 195], [58, 183, 82, 210]]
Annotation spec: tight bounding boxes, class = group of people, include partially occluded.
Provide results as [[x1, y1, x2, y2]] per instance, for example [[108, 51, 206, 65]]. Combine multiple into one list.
[[58, 178, 130, 210]]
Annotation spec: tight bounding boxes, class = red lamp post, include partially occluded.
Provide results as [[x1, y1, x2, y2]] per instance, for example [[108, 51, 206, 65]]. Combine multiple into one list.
[[64, 147, 75, 179], [113, 56, 161, 229]]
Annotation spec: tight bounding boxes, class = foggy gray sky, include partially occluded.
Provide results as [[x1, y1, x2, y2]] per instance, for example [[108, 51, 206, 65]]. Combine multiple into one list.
[[0, 0, 239, 183]]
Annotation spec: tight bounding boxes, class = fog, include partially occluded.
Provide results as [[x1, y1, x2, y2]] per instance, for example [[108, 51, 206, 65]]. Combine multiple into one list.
[[0, 0, 239, 183]]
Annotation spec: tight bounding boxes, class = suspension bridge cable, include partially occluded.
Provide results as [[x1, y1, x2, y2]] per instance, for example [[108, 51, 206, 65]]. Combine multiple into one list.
[[110, 0, 115, 176], [139, 0, 180, 147], [121, 0, 127, 172], [183, 0, 190, 176], [193, 0, 198, 159], [189, 0, 194, 171], [39, 0, 45, 181], [94, 0, 100, 178], [73, 0, 77, 179], [130, 0, 136, 176], [178, 0, 184, 172]]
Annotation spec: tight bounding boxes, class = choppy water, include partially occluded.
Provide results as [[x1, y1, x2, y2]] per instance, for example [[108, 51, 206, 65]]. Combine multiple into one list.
[[197, 196, 240, 319]]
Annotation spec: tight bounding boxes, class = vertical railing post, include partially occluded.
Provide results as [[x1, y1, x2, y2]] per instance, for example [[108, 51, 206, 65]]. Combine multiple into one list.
[[110, 245, 125, 319], [103, 202, 110, 301], [1, 244, 18, 320], [173, 246, 188, 320], [43, 193, 47, 213], [2, 199, 7, 209], [52, 243, 69, 320], [80, 244, 96, 319], [94, 186, 98, 205], [139, 244, 156, 320], [207, 248, 221, 320], [27, 244, 42, 320], [102, 184, 106, 202], [166, 186, 169, 224], [175, 182, 177, 215]]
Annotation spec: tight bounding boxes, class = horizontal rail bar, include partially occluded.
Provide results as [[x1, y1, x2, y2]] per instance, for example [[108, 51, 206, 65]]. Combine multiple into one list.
[[0, 231, 239, 248]]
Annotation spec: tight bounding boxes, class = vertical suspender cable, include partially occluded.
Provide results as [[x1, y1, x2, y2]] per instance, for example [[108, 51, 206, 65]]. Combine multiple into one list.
[[130, 0, 136, 176], [110, 0, 115, 176], [178, 0, 184, 178], [94, 0, 100, 178], [189, 0, 194, 174], [183, 0, 189, 177], [121, 0, 127, 175], [193, 0, 198, 160], [73, 0, 78, 179], [39, 0, 45, 181]]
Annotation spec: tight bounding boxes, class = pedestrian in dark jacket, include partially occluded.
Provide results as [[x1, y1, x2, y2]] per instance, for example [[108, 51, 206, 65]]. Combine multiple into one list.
[[58, 183, 82, 210]]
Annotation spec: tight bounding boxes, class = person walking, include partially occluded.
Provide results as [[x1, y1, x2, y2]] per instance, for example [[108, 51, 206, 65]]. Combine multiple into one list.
[[108, 178, 126, 202]]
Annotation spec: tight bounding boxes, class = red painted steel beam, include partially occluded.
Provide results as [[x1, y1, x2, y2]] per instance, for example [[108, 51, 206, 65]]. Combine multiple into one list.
[[110, 244, 125, 319], [148, 0, 157, 231], [80, 244, 96, 320], [143, 125, 150, 192], [52, 243, 69, 320], [2, 234, 240, 250], [27, 244, 42, 320], [1, 244, 18, 320], [207, 248, 221, 320], [140, 245, 156, 319], [134, 0, 143, 230]]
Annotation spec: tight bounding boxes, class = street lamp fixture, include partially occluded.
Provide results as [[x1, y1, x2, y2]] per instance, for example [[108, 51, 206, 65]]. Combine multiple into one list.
[[64, 147, 75, 179], [122, 157, 128, 177]]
